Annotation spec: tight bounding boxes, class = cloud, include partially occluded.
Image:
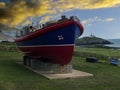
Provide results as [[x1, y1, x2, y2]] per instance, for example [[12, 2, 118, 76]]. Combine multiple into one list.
[[20, 17, 33, 26], [50, 0, 120, 11], [0, 0, 120, 31], [38, 16, 51, 24], [0, 0, 55, 29], [105, 18, 115, 22], [0, 2, 5, 8], [81, 16, 115, 26]]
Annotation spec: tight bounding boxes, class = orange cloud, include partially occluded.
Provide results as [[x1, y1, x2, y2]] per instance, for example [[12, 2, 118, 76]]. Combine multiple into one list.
[[50, 0, 120, 11], [0, 2, 5, 8], [0, 0, 55, 27], [0, 0, 120, 30]]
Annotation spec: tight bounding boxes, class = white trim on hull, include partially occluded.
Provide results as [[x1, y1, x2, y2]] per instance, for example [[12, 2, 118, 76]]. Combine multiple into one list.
[[17, 44, 75, 48]]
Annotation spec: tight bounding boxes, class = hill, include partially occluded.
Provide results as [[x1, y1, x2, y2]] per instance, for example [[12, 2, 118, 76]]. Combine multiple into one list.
[[0, 30, 14, 42], [75, 36, 112, 45]]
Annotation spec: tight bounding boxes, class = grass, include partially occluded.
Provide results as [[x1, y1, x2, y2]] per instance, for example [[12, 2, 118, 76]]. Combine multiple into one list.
[[0, 46, 120, 90], [0, 43, 18, 52], [75, 47, 120, 57]]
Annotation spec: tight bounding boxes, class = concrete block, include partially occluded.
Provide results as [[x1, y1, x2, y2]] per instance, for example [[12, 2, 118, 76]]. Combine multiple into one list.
[[27, 59, 73, 74]]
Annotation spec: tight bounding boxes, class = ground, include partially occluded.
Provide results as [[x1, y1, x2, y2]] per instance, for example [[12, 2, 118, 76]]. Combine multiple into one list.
[[0, 46, 120, 90]]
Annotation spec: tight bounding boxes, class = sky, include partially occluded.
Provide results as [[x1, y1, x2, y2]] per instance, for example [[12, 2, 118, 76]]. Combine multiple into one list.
[[0, 0, 120, 39]]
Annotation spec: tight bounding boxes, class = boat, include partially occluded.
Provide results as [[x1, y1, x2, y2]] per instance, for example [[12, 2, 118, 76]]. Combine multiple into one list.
[[14, 16, 84, 65]]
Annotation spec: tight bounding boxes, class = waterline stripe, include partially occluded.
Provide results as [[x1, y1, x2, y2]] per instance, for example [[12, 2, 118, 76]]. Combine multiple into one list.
[[18, 44, 75, 48]]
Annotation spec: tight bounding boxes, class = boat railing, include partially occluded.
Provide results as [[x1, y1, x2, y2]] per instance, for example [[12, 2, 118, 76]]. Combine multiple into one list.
[[16, 25, 36, 37], [15, 15, 81, 37]]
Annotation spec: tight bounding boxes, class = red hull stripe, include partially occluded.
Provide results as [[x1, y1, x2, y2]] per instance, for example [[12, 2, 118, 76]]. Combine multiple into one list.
[[18, 45, 74, 65]]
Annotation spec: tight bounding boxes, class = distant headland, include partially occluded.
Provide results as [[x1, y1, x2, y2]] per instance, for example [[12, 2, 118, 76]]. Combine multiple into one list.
[[75, 34, 112, 45]]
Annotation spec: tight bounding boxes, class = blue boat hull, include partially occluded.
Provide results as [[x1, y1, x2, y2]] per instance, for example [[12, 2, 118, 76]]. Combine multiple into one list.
[[15, 20, 84, 65]]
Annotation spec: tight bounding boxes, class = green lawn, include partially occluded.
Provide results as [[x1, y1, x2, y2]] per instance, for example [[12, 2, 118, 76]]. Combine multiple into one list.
[[0, 47, 120, 90], [74, 47, 120, 57]]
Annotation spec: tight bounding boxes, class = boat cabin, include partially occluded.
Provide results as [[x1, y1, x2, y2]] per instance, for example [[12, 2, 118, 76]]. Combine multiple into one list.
[[16, 15, 80, 37], [16, 25, 35, 37]]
